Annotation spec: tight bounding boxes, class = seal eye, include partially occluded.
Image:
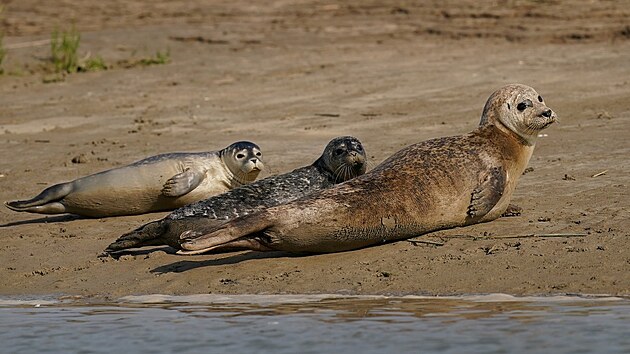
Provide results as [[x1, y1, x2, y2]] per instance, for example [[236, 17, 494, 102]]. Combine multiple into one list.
[[236, 153, 245, 159], [538, 95, 543, 102], [517, 99, 532, 112], [255, 152, 262, 157], [356, 145, 363, 152], [334, 148, 345, 156]]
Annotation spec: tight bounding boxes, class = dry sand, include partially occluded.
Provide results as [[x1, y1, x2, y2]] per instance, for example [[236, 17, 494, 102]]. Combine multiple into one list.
[[0, 0, 628, 300]]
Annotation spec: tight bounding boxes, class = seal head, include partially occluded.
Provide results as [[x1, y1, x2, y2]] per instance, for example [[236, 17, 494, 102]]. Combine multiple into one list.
[[221, 141, 264, 184], [479, 84, 557, 145], [314, 136, 367, 182]]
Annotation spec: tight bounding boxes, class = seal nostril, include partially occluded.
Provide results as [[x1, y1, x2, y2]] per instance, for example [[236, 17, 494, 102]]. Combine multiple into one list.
[[542, 109, 552, 118]]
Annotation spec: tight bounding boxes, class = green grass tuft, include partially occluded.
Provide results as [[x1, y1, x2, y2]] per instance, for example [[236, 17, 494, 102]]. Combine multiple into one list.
[[51, 26, 81, 73]]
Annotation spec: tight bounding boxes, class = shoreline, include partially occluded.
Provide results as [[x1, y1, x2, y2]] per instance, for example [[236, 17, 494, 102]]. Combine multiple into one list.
[[2, 292, 628, 308]]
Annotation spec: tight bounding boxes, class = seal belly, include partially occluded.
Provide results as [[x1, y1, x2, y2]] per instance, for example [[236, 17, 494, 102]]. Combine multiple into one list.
[[62, 161, 182, 216]]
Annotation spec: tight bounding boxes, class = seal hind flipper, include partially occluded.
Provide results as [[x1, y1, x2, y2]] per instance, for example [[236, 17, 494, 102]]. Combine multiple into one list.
[[467, 166, 506, 218], [5, 182, 73, 214], [161, 168, 206, 197], [5, 201, 67, 214], [105, 221, 165, 252]]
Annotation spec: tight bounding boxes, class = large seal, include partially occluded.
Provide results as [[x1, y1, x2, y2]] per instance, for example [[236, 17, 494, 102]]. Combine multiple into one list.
[[105, 136, 367, 253], [5, 141, 263, 217], [179, 84, 557, 254]]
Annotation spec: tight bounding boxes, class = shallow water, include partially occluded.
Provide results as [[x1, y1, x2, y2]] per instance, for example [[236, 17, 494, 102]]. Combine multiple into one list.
[[1, 294, 629, 354]]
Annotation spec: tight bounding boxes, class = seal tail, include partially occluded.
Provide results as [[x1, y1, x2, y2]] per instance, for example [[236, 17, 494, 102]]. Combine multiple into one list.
[[5, 182, 73, 214], [179, 212, 274, 252], [105, 221, 165, 253]]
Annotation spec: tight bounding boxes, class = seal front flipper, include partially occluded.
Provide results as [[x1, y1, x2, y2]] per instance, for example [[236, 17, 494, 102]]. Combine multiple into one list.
[[467, 166, 506, 219], [161, 168, 206, 197], [179, 211, 275, 251], [501, 203, 522, 217], [176, 230, 217, 255], [177, 236, 272, 255], [5, 182, 73, 214]]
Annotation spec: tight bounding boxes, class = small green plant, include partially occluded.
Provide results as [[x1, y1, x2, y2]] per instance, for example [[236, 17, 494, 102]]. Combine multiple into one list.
[[139, 49, 170, 66], [81, 55, 107, 71], [51, 26, 80, 73]]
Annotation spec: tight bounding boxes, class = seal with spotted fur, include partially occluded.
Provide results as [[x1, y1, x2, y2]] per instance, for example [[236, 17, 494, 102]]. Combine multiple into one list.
[[105, 136, 366, 252], [179, 84, 557, 254], [5, 141, 263, 217]]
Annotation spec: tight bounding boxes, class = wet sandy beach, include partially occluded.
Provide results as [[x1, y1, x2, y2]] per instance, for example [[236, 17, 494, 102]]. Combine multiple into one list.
[[0, 1, 628, 299]]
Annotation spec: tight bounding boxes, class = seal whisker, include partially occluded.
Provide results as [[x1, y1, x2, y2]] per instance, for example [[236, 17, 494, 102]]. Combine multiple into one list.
[[332, 164, 346, 183], [234, 170, 248, 185], [523, 125, 538, 136], [346, 164, 354, 180], [338, 164, 347, 182], [345, 165, 352, 180]]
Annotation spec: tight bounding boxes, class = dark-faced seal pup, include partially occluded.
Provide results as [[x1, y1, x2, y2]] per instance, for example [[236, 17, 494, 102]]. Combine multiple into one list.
[[105, 136, 367, 253], [5, 141, 263, 217], [178, 84, 557, 254]]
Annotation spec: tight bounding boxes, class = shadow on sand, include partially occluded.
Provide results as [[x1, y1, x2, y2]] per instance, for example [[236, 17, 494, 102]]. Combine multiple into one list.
[[102, 246, 178, 259], [150, 251, 296, 274], [0, 214, 86, 227]]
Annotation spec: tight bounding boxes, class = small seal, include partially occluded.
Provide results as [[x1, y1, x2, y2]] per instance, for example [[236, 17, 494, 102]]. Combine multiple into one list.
[[179, 84, 557, 254], [105, 136, 366, 252], [5, 141, 263, 217]]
